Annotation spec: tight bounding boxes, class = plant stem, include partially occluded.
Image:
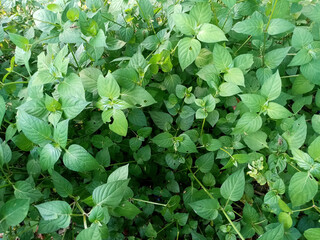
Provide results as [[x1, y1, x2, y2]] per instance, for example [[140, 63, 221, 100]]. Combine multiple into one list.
[[292, 205, 315, 213], [75, 202, 87, 229], [131, 198, 167, 207], [262, 0, 279, 66], [68, 44, 81, 71], [200, 118, 206, 137], [234, 35, 252, 55], [157, 221, 174, 234], [188, 165, 245, 240], [221, 207, 245, 240]]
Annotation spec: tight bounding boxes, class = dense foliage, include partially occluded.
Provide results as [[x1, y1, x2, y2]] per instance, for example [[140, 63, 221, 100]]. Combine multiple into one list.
[[2, 0, 320, 239]]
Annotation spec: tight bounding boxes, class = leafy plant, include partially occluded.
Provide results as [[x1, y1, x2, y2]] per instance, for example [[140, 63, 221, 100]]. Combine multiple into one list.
[[1, 0, 320, 239]]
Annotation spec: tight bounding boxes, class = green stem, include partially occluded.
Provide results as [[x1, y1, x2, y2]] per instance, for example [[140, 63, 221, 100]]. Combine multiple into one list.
[[75, 202, 87, 229], [188, 166, 214, 199], [221, 208, 245, 240], [1, 81, 29, 88], [262, 0, 279, 66], [109, 161, 135, 167], [200, 118, 206, 137], [68, 44, 81, 70], [292, 205, 315, 213], [157, 221, 174, 234], [131, 198, 167, 207], [234, 35, 252, 55], [188, 164, 245, 240]]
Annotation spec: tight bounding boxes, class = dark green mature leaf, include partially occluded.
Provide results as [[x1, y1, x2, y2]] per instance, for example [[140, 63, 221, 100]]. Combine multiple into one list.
[[261, 71, 282, 101], [0, 199, 29, 228], [283, 115, 307, 149], [17, 110, 51, 145], [178, 37, 201, 70], [40, 143, 61, 171], [51, 170, 73, 198], [63, 144, 100, 172], [92, 179, 129, 207], [233, 113, 262, 134], [259, 224, 284, 240], [189, 199, 220, 220], [289, 172, 318, 207], [14, 181, 42, 203], [220, 169, 245, 201], [264, 47, 290, 69], [232, 11, 264, 36]]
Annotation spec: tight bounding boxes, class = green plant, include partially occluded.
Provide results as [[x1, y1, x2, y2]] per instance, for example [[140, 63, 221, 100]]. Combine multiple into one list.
[[1, 0, 320, 239]]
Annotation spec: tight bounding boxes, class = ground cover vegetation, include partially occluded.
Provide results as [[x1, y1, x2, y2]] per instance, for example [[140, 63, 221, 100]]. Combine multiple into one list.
[[1, 0, 320, 239]]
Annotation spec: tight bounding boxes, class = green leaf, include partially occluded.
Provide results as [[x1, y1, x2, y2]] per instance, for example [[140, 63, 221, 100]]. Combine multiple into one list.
[[63, 144, 100, 172], [291, 148, 314, 170], [195, 152, 215, 173], [79, 67, 102, 93], [289, 172, 318, 207], [189, 199, 220, 220], [220, 169, 245, 201], [177, 134, 198, 153], [232, 11, 264, 36], [267, 102, 292, 119], [178, 37, 201, 70], [224, 68, 245, 86], [51, 170, 73, 198], [264, 47, 291, 69], [233, 112, 262, 134], [312, 115, 320, 134], [292, 27, 313, 50], [61, 97, 89, 119], [97, 73, 120, 99], [239, 94, 266, 112], [40, 143, 61, 171], [283, 115, 307, 149], [33, 9, 57, 32], [173, 13, 196, 35], [152, 132, 173, 148], [219, 82, 242, 97], [121, 86, 156, 107], [9, 33, 29, 51], [113, 201, 141, 220], [102, 109, 128, 136], [53, 120, 69, 148], [138, 0, 153, 21], [197, 23, 227, 43], [259, 224, 284, 240], [243, 131, 268, 151], [278, 212, 292, 229], [35, 201, 71, 229], [145, 223, 157, 238], [14, 181, 42, 203], [288, 49, 313, 67], [77, 224, 101, 240], [190, 2, 212, 25], [234, 54, 254, 73], [261, 70, 282, 101], [301, 59, 320, 85], [17, 110, 51, 145], [292, 75, 314, 95], [92, 179, 129, 207], [149, 111, 173, 131], [0, 199, 29, 228], [308, 136, 320, 161], [304, 228, 320, 240], [267, 19, 294, 35], [107, 164, 129, 182], [243, 203, 259, 224], [212, 44, 233, 72]]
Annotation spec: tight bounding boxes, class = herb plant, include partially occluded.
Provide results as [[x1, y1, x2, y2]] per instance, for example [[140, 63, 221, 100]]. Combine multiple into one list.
[[1, 0, 320, 239]]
